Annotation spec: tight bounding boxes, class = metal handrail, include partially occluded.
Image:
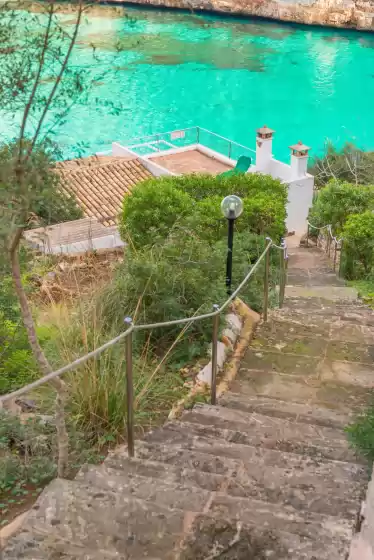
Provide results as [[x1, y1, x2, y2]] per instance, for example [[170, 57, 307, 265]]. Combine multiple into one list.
[[306, 221, 343, 274], [0, 238, 288, 458]]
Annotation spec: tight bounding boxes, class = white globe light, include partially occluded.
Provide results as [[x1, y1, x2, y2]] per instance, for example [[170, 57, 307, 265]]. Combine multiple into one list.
[[221, 195, 243, 219]]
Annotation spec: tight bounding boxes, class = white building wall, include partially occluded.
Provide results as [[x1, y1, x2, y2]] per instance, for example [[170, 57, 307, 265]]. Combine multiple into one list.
[[286, 176, 314, 234]]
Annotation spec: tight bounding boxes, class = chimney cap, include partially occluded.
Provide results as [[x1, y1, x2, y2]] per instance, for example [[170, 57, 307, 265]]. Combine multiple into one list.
[[289, 140, 311, 154], [256, 125, 275, 137]]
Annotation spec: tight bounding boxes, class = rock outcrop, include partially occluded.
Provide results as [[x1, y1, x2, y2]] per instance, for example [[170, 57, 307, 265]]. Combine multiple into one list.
[[124, 0, 374, 30]]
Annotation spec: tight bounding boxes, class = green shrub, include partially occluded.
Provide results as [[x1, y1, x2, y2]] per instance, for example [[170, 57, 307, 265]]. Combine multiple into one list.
[[309, 179, 374, 234], [237, 193, 286, 241], [346, 399, 374, 462], [44, 229, 280, 442], [309, 141, 374, 188], [341, 211, 374, 278], [120, 173, 287, 248], [120, 180, 194, 247], [165, 172, 287, 203]]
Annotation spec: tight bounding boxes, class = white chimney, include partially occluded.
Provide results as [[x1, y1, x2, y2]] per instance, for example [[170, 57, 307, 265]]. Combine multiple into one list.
[[289, 141, 311, 180], [255, 125, 274, 173]]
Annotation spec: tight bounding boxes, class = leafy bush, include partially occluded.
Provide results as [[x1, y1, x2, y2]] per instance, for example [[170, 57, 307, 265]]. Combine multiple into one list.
[[308, 179, 374, 234], [120, 180, 194, 247], [341, 211, 374, 279], [120, 173, 287, 248], [309, 141, 374, 188]]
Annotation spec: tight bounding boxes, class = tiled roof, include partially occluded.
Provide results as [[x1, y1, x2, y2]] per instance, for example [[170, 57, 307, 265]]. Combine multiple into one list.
[[57, 156, 152, 226]]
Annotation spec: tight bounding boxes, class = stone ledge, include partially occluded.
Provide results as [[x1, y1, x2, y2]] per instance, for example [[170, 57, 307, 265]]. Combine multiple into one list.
[[168, 300, 260, 420], [349, 466, 374, 560]]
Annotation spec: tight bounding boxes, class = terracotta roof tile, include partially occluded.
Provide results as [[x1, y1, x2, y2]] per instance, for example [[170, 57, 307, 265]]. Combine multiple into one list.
[[57, 156, 152, 225]]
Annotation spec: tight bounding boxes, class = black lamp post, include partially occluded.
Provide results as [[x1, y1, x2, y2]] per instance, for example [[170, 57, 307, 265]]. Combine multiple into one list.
[[221, 195, 243, 295]]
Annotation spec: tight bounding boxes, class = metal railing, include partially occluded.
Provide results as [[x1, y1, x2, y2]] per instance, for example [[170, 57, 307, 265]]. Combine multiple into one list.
[[125, 126, 256, 163], [0, 238, 287, 460], [306, 221, 344, 276]]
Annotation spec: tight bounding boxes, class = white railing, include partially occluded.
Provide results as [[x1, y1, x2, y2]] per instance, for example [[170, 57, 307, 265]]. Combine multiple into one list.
[[125, 126, 256, 163]]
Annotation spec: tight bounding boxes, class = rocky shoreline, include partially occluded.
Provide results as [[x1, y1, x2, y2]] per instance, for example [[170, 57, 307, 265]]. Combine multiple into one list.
[[117, 0, 374, 30]]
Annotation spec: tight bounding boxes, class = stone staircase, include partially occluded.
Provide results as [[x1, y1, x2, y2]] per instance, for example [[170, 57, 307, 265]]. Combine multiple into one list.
[[3, 244, 373, 559]]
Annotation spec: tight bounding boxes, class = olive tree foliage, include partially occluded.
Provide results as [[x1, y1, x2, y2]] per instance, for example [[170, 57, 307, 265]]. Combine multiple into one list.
[[0, 0, 120, 476], [309, 141, 374, 188]]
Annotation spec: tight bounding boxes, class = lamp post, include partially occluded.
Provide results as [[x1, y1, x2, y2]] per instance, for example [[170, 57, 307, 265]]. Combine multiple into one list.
[[221, 195, 243, 295]]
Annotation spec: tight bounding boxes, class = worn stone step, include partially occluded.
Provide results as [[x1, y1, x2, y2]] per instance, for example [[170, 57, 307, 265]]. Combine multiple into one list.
[[268, 312, 374, 343], [230, 369, 369, 413], [285, 285, 358, 302], [173, 403, 356, 462], [281, 298, 369, 317], [78, 463, 353, 551], [287, 268, 345, 287], [134, 436, 366, 518], [104, 452, 231, 492], [2, 480, 352, 560], [180, 514, 349, 560], [2, 478, 185, 560], [76, 463, 211, 511], [218, 392, 353, 428], [241, 347, 320, 375]]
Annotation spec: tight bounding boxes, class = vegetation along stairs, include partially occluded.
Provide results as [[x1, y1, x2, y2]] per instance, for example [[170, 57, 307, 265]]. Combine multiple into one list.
[[3, 241, 373, 559]]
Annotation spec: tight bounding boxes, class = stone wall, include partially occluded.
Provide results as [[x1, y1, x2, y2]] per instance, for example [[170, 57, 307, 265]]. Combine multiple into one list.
[[122, 0, 374, 30]]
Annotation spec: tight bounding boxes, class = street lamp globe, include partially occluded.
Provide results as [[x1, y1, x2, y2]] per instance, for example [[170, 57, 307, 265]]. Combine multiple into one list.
[[221, 195, 243, 220]]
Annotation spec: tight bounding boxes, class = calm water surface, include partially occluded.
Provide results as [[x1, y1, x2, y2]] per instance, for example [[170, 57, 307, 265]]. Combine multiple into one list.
[[2, 6, 374, 160]]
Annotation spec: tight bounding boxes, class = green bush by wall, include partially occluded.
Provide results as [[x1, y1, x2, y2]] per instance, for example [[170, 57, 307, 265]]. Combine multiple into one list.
[[120, 173, 287, 249]]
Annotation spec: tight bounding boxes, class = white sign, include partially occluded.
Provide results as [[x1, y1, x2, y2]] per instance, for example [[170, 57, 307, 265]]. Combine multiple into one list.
[[170, 130, 185, 140]]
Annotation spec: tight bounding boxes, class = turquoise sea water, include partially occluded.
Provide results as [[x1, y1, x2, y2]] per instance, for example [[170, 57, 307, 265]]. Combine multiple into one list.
[[2, 6, 374, 161]]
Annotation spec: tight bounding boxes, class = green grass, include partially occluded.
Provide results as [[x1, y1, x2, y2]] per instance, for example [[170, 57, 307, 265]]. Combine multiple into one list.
[[346, 398, 374, 463], [348, 279, 374, 308]]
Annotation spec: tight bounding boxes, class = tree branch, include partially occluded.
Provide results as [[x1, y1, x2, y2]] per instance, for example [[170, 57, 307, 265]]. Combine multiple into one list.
[[9, 225, 69, 477], [18, 1, 54, 160], [27, 0, 84, 157]]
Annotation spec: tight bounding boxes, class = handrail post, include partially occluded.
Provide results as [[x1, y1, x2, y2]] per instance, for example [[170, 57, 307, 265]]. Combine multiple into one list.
[[124, 317, 134, 458], [211, 305, 220, 405], [338, 239, 344, 278], [196, 126, 200, 144], [279, 243, 286, 309], [327, 234, 331, 258], [263, 239, 271, 322], [228, 141, 232, 160], [333, 240, 337, 272]]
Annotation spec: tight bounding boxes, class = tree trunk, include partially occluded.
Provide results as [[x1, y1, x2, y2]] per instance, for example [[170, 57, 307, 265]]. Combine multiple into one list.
[[10, 228, 69, 477]]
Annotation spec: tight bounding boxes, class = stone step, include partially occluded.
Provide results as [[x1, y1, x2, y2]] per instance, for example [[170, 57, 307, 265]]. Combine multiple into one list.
[[79, 463, 354, 550], [180, 513, 349, 560], [76, 462, 211, 511], [282, 298, 369, 317], [134, 436, 366, 518], [218, 392, 353, 428], [2, 476, 352, 560], [287, 268, 345, 287], [230, 369, 369, 413], [241, 347, 320, 375], [285, 286, 358, 302], [268, 312, 374, 343], [2, 478, 185, 560], [104, 452, 231, 491], [173, 403, 356, 462]]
